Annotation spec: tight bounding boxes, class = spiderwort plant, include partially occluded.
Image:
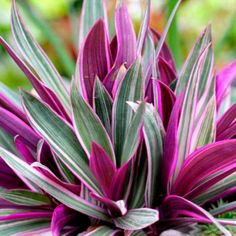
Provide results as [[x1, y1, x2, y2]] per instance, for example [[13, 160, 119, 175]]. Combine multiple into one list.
[[0, 0, 236, 235]]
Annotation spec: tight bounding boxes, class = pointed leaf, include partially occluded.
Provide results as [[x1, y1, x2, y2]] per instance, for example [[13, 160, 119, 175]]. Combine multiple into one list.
[[113, 60, 143, 166], [11, 1, 70, 113], [79, 0, 108, 47], [21, 91, 102, 195], [71, 84, 115, 163]]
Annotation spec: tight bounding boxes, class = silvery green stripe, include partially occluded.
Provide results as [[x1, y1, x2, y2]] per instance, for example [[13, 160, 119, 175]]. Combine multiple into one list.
[[11, 2, 70, 113], [22, 91, 102, 195], [71, 83, 115, 163]]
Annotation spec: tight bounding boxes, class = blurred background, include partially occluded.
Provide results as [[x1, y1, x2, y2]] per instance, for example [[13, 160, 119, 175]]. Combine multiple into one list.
[[0, 0, 235, 91]]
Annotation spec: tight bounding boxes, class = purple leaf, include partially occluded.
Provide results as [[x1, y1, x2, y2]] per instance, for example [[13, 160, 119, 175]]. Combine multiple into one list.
[[79, 19, 111, 104], [89, 142, 116, 197], [157, 57, 177, 86], [161, 195, 230, 235], [0, 107, 40, 150], [162, 95, 182, 194], [216, 60, 236, 110], [14, 135, 35, 164], [172, 140, 236, 196], [114, 0, 137, 67], [51, 205, 77, 236], [0, 92, 28, 124], [155, 80, 176, 129]]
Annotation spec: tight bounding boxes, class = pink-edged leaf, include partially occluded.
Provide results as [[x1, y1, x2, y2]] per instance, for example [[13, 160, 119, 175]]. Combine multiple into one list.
[[0, 92, 28, 124], [0, 37, 70, 122], [114, 0, 137, 67], [172, 140, 236, 196], [157, 57, 177, 86], [0, 107, 40, 150], [14, 135, 35, 164], [90, 142, 116, 197], [79, 0, 108, 47], [21, 91, 102, 195], [175, 26, 212, 95], [162, 94, 182, 194], [11, 0, 70, 113], [0, 148, 110, 221], [110, 161, 130, 201], [0, 211, 52, 222], [175, 44, 212, 178], [217, 103, 236, 136], [216, 60, 236, 110], [210, 201, 236, 217], [161, 195, 230, 235], [51, 205, 78, 236], [137, 0, 150, 55], [79, 19, 111, 104], [114, 208, 159, 230], [155, 79, 176, 129]]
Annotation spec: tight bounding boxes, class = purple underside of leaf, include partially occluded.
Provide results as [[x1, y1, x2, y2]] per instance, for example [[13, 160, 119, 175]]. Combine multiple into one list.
[[90, 193, 126, 217], [89, 142, 116, 197], [0, 107, 40, 150], [160, 195, 230, 235], [0, 93, 28, 124], [110, 35, 117, 63], [114, 1, 137, 68], [0, 159, 26, 189], [145, 78, 154, 103], [51, 205, 78, 236], [157, 57, 177, 86], [0, 37, 70, 122], [216, 60, 236, 110], [184, 165, 236, 202], [172, 140, 236, 196], [0, 211, 52, 222], [14, 135, 35, 164], [217, 103, 236, 136], [216, 121, 236, 141], [162, 94, 182, 194], [155, 79, 176, 129], [79, 19, 111, 105], [150, 29, 176, 72]]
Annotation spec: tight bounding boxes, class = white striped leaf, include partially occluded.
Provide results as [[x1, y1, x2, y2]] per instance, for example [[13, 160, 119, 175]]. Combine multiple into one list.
[[21, 91, 102, 195], [11, 1, 70, 113], [114, 208, 159, 230], [71, 82, 115, 163]]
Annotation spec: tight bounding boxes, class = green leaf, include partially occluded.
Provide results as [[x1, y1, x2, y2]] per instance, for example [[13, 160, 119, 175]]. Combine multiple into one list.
[[175, 26, 211, 95], [0, 148, 110, 222], [12, 1, 70, 113], [0, 219, 50, 236], [175, 44, 212, 179], [120, 102, 145, 165], [114, 208, 159, 230], [143, 105, 163, 208], [16, 0, 75, 76], [0, 128, 17, 155], [21, 91, 102, 195], [71, 82, 115, 163], [79, 0, 108, 47], [113, 59, 144, 166], [94, 78, 113, 136], [0, 189, 51, 206]]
